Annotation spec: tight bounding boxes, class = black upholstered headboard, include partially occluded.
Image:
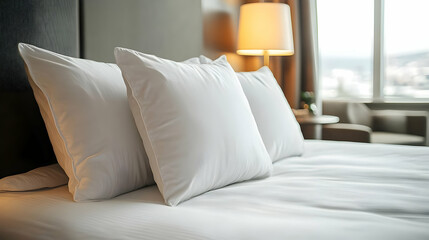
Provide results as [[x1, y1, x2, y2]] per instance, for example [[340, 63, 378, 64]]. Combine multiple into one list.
[[0, 0, 79, 178]]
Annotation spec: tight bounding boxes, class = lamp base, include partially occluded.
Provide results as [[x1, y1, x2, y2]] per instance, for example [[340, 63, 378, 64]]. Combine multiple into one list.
[[263, 50, 270, 66]]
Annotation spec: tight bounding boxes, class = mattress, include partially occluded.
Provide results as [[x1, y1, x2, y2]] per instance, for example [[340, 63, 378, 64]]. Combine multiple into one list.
[[1, 140, 428, 240]]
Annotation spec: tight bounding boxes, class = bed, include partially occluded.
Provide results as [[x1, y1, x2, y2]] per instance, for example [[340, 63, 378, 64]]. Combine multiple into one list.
[[1, 2, 429, 240], [1, 140, 428, 240]]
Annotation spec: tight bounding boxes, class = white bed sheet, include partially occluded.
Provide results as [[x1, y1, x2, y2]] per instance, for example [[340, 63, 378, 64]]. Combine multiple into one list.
[[1, 140, 428, 240]]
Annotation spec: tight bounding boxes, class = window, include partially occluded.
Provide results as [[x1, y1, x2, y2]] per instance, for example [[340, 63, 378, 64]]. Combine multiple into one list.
[[384, 0, 429, 99], [317, 0, 429, 101], [317, 0, 373, 99]]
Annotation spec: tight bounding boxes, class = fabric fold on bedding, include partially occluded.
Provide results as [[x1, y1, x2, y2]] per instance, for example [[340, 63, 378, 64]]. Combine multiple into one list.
[[1, 140, 428, 240]]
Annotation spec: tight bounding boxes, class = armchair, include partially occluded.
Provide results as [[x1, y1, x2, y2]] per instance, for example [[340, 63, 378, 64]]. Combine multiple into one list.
[[322, 101, 427, 146]]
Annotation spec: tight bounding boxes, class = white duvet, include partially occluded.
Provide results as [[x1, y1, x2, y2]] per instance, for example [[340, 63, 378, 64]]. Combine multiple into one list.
[[1, 140, 428, 240]]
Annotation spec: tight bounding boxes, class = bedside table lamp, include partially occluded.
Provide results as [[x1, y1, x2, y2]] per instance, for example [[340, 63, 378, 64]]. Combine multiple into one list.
[[237, 2, 294, 66]]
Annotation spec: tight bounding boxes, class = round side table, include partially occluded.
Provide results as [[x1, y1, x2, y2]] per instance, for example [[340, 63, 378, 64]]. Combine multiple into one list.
[[295, 115, 339, 139]]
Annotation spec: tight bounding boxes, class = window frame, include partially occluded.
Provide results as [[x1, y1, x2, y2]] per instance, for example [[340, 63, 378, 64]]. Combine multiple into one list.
[[372, 0, 384, 101]]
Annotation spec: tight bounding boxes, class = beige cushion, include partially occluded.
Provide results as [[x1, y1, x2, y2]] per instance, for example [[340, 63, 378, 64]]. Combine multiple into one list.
[[371, 132, 425, 145], [372, 112, 407, 134], [322, 101, 350, 123], [347, 102, 372, 128]]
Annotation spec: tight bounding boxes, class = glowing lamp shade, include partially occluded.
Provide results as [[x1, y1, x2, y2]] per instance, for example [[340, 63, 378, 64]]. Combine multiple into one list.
[[237, 3, 294, 66]]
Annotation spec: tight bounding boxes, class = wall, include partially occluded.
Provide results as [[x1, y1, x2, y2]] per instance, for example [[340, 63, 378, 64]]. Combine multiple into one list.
[[82, 0, 203, 62], [202, 0, 263, 72], [82, 0, 296, 99], [82, 0, 277, 72]]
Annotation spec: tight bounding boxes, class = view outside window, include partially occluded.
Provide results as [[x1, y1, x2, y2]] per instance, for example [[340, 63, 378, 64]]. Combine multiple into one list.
[[317, 0, 374, 99], [384, 0, 429, 99]]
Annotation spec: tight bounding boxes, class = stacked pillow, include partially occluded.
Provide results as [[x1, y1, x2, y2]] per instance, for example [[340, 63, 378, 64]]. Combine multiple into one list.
[[197, 56, 304, 161], [19, 44, 154, 201], [115, 48, 273, 205], [16, 43, 304, 205]]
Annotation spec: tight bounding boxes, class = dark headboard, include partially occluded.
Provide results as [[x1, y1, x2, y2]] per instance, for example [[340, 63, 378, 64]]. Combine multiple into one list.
[[0, 0, 79, 178]]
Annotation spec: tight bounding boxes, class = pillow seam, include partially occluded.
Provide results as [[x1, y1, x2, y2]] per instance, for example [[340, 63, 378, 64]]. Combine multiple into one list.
[[24, 64, 81, 200], [122, 76, 166, 195]]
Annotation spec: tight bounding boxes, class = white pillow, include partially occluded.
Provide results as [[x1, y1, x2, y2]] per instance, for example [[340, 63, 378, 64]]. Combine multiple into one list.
[[236, 67, 304, 161], [18, 43, 154, 201], [115, 48, 273, 206], [0, 164, 67, 192], [198, 56, 304, 161]]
